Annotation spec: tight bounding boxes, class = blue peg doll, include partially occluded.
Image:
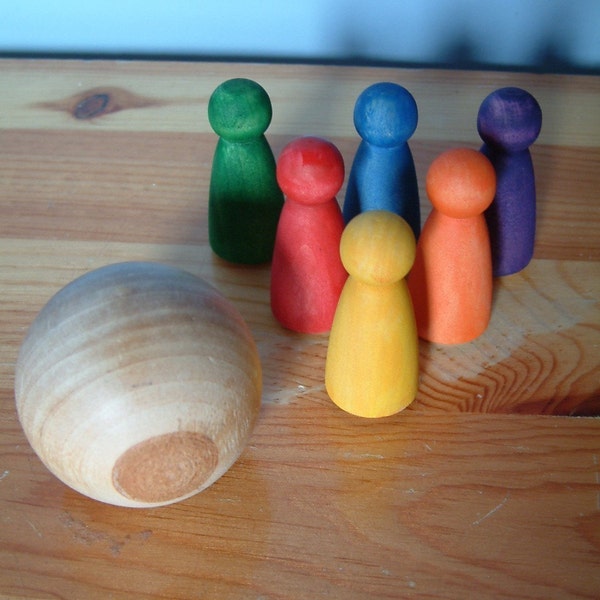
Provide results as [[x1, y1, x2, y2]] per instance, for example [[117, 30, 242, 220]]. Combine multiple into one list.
[[343, 82, 420, 239]]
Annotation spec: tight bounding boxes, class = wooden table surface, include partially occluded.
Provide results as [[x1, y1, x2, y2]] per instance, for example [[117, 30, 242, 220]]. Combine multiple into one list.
[[0, 58, 598, 599]]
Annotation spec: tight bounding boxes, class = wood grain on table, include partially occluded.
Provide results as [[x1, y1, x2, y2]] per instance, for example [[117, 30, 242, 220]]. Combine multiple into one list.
[[0, 59, 599, 599]]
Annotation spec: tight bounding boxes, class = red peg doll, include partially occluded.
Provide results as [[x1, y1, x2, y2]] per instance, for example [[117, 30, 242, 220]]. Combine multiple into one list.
[[270, 136, 347, 333], [408, 148, 496, 344]]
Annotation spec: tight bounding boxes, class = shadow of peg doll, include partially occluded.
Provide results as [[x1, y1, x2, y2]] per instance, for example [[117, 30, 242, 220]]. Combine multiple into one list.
[[325, 210, 418, 418], [408, 148, 496, 345], [478, 87, 542, 276], [270, 136, 347, 334], [343, 82, 421, 239], [208, 78, 284, 264]]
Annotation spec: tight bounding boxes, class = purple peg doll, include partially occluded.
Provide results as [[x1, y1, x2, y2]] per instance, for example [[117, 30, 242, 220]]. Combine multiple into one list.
[[477, 87, 542, 276]]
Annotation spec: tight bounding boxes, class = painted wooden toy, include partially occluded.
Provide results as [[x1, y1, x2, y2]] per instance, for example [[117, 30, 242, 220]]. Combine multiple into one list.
[[325, 210, 418, 418], [270, 136, 347, 333], [208, 78, 284, 264], [408, 148, 496, 345], [14, 262, 262, 507], [478, 87, 542, 276], [343, 82, 421, 239]]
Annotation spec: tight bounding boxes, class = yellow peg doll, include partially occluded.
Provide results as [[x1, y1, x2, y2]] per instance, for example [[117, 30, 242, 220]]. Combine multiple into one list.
[[325, 210, 419, 418]]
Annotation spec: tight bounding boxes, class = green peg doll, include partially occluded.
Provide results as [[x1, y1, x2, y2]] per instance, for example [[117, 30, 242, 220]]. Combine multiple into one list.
[[208, 78, 284, 264]]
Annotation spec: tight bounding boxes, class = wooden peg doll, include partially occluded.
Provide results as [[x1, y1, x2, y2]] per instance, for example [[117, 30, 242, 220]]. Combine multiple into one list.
[[325, 210, 418, 418], [343, 82, 421, 239], [208, 78, 284, 264], [270, 136, 347, 333], [478, 87, 542, 276], [408, 148, 496, 344]]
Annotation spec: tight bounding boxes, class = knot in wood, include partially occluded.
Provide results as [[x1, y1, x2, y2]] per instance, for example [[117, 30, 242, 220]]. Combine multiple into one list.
[[73, 93, 111, 119]]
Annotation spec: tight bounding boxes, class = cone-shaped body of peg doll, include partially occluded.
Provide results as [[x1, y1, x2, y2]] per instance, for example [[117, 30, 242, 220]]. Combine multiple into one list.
[[325, 210, 418, 418], [270, 136, 347, 333], [343, 82, 421, 239], [208, 78, 284, 264], [478, 87, 542, 276], [408, 148, 496, 345]]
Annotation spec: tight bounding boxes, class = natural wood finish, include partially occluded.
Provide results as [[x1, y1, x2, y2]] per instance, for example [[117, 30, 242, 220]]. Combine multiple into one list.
[[0, 58, 598, 599], [14, 262, 262, 508]]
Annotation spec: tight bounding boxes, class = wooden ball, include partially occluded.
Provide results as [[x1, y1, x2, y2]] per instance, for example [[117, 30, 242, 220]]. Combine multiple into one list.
[[14, 262, 262, 507], [340, 210, 416, 285], [477, 86, 542, 152], [276, 136, 345, 205], [425, 148, 496, 218], [208, 78, 272, 140], [353, 82, 418, 146]]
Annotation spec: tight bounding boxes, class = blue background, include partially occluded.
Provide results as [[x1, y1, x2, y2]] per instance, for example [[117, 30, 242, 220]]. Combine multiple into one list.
[[1, 1, 598, 73]]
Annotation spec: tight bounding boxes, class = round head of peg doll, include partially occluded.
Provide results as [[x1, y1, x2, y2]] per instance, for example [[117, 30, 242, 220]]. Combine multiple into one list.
[[276, 136, 345, 205], [208, 78, 273, 141], [477, 87, 542, 152], [340, 210, 416, 285], [426, 148, 496, 219], [353, 82, 418, 148]]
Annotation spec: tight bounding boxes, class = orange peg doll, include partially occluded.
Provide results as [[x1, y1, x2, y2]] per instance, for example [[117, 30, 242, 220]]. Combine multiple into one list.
[[325, 210, 419, 418], [407, 148, 496, 344]]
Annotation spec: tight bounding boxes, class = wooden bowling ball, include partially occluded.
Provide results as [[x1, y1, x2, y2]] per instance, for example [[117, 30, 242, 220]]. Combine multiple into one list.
[[15, 262, 262, 507]]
